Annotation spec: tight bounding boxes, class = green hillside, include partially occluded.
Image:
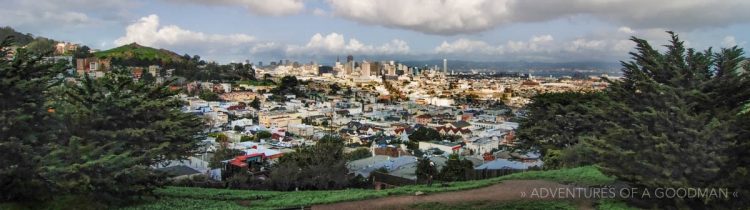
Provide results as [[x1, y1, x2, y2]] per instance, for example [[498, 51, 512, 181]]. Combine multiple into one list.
[[94, 42, 185, 63], [0, 26, 36, 46]]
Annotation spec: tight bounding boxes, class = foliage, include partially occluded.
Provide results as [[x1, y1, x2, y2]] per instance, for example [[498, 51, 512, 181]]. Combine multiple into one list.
[[209, 145, 244, 169], [409, 127, 440, 142], [72, 45, 92, 59], [249, 97, 261, 110], [25, 37, 56, 55], [0, 26, 35, 46], [583, 33, 750, 208], [198, 90, 220, 101], [94, 43, 185, 64], [45, 69, 204, 203], [255, 131, 272, 140], [408, 126, 440, 150], [416, 157, 438, 182], [269, 135, 349, 190], [0, 38, 64, 201], [437, 154, 474, 181], [240, 135, 253, 142], [345, 148, 372, 161], [119, 166, 612, 209], [516, 91, 606, 155]]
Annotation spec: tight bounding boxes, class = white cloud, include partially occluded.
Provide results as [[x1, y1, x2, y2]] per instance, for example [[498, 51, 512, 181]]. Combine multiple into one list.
[[436, 34, 555, 56], [0, 0, 134, 30], [722, 36, 737, 47], [327, 0, 750, 35], [435, 39, 496, 54], [433, 27, 650, 61], [113, 14, 258, 61], [618, 26, 635, 34], [312, 8, 328, 17], [169, 0, 304, 16], [286, 33, 410, 55]]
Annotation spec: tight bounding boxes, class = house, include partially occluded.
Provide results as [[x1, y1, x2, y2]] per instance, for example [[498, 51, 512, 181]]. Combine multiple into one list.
[[446, 120, 472, 130], [223, 153, 269, 179], [288, 123, 314, 137], [465, 136, 500, 156], [414, 114, 432, 125], [418, 141, 462, 155], [230, 118, 254, 128]]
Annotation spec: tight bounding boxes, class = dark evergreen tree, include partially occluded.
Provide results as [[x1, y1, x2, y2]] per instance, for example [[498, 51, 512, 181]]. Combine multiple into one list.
[[250, 97, 261, 110], [270, 135, 349, 190], [0, 38, 64, 201], [437, 154, 473, 181], [585, 32, 750, 208], [45, 69, 204, 203], [416, 157, 438, 183]]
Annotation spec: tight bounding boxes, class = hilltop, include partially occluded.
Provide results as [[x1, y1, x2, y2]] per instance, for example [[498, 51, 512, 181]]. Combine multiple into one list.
[[94, 42, 186, 63]]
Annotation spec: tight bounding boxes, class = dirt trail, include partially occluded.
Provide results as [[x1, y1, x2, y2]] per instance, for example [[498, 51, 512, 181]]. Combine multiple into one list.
[[313, 180, 594, 210]]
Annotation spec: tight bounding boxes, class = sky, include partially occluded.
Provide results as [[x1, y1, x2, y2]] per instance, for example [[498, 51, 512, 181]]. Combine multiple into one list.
[[2, 0, 749, 64]]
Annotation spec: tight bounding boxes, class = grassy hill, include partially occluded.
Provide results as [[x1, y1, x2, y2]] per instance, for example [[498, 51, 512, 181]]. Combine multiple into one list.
[[94, 43, 185, 63]]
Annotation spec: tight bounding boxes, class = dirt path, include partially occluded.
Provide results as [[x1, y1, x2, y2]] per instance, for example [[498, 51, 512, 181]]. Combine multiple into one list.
[[313, 180, 594, 210]]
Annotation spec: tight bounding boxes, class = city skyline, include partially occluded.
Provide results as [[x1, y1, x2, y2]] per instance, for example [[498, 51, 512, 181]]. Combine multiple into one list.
[[2, 0, 749, 63]]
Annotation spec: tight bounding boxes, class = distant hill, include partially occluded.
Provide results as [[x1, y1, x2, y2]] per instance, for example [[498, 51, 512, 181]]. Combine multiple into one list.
[[0, 26, 36, 46], [94, 43, 185, 63]]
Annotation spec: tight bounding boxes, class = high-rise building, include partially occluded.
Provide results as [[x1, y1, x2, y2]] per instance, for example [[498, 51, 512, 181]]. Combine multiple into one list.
[[346, 55, 353, 63], [443, 59, 447, 73], [361, 60, 371, 76]]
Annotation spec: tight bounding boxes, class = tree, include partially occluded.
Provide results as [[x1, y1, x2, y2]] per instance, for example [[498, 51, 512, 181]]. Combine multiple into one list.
[[0, 38, 64, 201], [515, 92, 605, 169], [345, 148, 372, 161], [199, 90, 220, 101], [73, 45, 92, 59], [25, 37, 56, 55], [210, 136, 243, 169], [437, 154, 473, 182], [416, 158, 438, 183], [255, 131, 272, 140], [250, 97, 261, 110], [270, 135, 349, 190], [46, 69, 204, 203], [409, 127, 440, 142], [140, 70, 155, 84], [330, 83, 341, 94], [583, 33, 750, 208]]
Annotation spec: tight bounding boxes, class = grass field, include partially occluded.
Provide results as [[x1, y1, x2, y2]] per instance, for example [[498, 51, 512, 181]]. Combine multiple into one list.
[[120, 166, 622, 210], [0, 166, 632, 210]]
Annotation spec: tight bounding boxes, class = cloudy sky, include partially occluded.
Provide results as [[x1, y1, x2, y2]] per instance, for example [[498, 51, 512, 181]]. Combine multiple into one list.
[[2, 0, 749, 64]]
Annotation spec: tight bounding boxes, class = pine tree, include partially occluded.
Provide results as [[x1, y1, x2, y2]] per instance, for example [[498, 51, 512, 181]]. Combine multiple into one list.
[[45, 69, 204, 203], [0, 38, 64, 201], [585, 32, 750, 208]]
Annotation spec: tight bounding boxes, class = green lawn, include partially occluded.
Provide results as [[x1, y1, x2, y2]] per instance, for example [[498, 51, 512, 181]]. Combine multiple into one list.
[[122, 166, 618, 210], [1, 166, 626, 210]]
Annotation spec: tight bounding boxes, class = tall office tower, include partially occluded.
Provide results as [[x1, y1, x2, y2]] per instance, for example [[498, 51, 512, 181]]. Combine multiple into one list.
[[443, 59, 447, 74], [361, 60, 370, 76], [346, 55, 353, 63]]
